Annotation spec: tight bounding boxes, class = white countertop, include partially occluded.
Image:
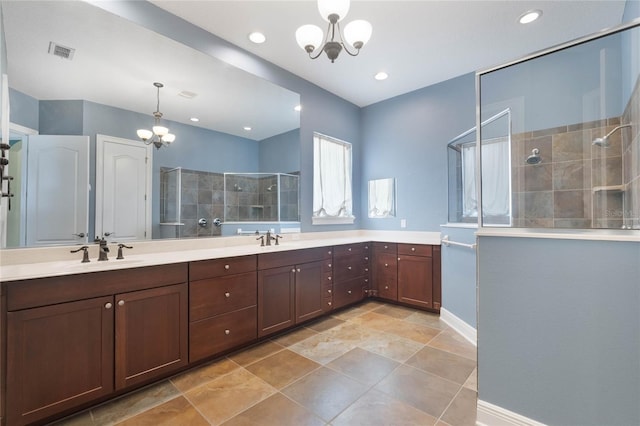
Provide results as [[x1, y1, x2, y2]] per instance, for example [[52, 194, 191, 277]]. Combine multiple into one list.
[[0, 230, 441, 282]]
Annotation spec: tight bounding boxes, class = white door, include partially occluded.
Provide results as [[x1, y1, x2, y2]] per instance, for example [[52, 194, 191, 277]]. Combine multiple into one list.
[[95, 134, 151, 242], [25, 135, 89, 246]]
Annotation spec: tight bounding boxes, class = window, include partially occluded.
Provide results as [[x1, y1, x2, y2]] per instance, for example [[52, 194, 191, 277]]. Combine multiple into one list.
[[312, 133, 354, 224]]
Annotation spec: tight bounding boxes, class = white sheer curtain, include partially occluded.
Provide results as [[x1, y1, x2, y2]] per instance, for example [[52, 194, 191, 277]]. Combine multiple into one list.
[[313, 133, 353, 218], [461, 137, 510, 218], [368, 178, 394, 218]]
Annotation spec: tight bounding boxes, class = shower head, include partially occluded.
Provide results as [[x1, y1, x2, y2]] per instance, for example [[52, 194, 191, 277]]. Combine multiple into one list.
[[592, 124, 632, 148], [267, 183, 277, 191], [526, 148, 542, 165]]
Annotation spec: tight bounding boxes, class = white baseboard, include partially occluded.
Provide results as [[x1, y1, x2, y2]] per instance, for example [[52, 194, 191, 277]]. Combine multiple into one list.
[[477, 400, 547, 426], [440, 307, 477, 346]]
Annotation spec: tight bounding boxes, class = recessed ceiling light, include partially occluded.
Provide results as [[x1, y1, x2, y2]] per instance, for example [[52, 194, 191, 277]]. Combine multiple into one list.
[[294, 105, 302, 112], [190, 117, 199, 122], [519, 9, 542, 24], [243, 126, 252, 131], [374, 72, 388, 81], [178, 90, 198, 99], [248, 32, 266, 44]]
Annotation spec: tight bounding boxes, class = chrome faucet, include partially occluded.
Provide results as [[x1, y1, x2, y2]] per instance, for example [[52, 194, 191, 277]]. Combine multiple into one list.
[[95, 237, 109, 261]]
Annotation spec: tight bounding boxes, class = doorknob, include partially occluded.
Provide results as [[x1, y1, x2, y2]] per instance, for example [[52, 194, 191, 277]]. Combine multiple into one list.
[[73, 232, 86, 238], [104, 232, 113, 236]]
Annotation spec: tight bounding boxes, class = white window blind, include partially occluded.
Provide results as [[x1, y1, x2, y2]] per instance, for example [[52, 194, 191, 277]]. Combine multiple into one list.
[[313, 133, 354, 223]]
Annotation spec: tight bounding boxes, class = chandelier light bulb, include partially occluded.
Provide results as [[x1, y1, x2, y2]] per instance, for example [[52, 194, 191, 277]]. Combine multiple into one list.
[[343, 19, 372, 49], [296, 24, 324, 52], [163, 133, 176, 143], [318, 0, 350, 22], [136, 129, 153, 141]]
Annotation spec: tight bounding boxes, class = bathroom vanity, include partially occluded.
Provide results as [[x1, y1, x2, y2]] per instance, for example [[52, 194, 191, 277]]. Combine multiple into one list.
[[0, 232, 440, 425]]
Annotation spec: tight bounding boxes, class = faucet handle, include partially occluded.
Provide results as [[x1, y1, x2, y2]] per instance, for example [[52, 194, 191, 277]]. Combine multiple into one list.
[[274, 235, 283, 245], [116, 243, 133, 259], [256, 235, 265, 247], [70, 246, 90, 263]]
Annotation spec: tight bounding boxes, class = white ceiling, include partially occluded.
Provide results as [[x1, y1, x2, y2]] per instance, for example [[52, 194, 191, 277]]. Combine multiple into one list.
[[150, 0, 628, 107]]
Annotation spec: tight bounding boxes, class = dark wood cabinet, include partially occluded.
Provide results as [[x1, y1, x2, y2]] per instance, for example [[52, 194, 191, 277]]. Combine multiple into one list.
[[257, 247, 332, 337], [189, 256, 258, 362], [257, 265, 295, 337], [115, 283, 188, 389], [397, 244, 441, 311], [373, 243, 398, 301], [332, 243, 370, 309], [6, 296, 114, 426], [4, 263, 188, 426]]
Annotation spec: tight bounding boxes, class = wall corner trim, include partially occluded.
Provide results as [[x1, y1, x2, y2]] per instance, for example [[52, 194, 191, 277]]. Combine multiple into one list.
[[477, 400, 547, 426], [440, 307, 477, 346]]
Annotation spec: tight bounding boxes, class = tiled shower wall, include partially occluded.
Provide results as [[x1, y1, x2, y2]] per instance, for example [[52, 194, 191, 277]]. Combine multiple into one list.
[[161, 169, 300, 239], [511, 77, 639, 229]]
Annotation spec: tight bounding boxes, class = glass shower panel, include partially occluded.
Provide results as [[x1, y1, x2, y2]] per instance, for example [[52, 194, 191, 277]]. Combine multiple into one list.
[[478, 22, 640, 229], [224, 172, 299, 222]]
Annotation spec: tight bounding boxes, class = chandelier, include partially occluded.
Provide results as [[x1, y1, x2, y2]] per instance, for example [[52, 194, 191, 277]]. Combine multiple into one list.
[[295, 0, 372, 63], [136, 82, 176, 149]]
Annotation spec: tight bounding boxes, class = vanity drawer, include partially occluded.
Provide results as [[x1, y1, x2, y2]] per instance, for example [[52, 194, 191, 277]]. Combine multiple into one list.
[[398, 244, 432, 257], [373, 242, 397, 253], [190, 272, 257, 321], [258, 246, 332, 270], [333, 243, 369, 257], [189, 306, 257, 362], [333, 257, 369, 282], [190, 255, 256, 281], [333, 278, 366, 309]]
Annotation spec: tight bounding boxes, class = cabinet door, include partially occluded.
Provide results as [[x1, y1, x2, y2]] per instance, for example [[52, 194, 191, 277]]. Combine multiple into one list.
[[115, 283, 188, 389], [6, 296, 114, 426], [257, 266, 295, 337], [398, 255, 433, 309], [295, 260, 325, 323]]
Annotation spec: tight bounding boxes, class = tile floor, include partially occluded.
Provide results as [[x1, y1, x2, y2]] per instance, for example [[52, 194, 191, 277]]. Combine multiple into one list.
[[55, 301, 477, 426]]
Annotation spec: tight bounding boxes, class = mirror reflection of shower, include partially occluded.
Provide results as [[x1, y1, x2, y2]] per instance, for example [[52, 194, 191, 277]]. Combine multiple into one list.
[[526, 148, 542, 165], [592, 124, 632, 148]]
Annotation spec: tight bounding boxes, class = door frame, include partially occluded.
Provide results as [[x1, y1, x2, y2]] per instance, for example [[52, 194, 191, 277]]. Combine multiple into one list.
[[95, 134, 152, 241]]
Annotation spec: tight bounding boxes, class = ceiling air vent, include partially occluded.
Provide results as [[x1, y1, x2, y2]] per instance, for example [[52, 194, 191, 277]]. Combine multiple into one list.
[[48, 42, 75, 60], [178, 90, 198, 99]]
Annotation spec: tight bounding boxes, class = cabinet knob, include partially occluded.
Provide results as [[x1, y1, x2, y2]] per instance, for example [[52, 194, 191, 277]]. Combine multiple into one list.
[[327, 289, 332, 293], [384, 245, 388, 249], [224, 329, 230, 335], [327, 276, 332, 281], [328, 263, 332, 268], [364, 256, 369, 261], [348, 247, 352, 251], [385, 286, 389, 290], [225, 292, 231, 298], [224, 264, 230, 270], [364, 278, 369, 283], [347, 290, 352, 294], [411, 247, 416, 252], [291, 268, 296, 273], [347, 266, 352, 270], [297, 268, 301, 273], [384, 263, 388, 267], [365, 268, 369, 272], [118, 300, 125, 306], [105, 302, 113, 309], [365, 246, 369, 249], [327, 302, 332, 306], [328, 251, 332, 255]]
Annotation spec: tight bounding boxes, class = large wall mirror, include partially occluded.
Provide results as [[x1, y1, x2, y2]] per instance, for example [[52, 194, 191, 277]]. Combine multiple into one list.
[[0, 0, 301, 248]]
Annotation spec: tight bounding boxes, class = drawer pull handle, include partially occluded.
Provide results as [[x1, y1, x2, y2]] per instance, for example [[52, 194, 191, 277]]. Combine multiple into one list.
[[364, 257, 369, 261], [347, 290, 352, 294], [328, 263, 332, 268], [347, 266, 352, 270], [384, 263, 388, 267], [384, 245, 388, 249], [364, 279, 369, 283], [365, 246, 369, 249], [105, 302, 113, 309], [118, 300, 125, 306], [328, 251, 332, 255], [297, 268, 301, 273], [365, 268, 369, 272], [328, 276, 332, 281], [224, 264, 230, 270], [328, 289, 332, 293], [291, 269, 296, 273], [348, 248, 352, 251], [327, 302, 332, 306], [385, 286, 389, 290], [225, 292, 231, 298], [224, 329, 231, 335], [411, 247, 416, 251]]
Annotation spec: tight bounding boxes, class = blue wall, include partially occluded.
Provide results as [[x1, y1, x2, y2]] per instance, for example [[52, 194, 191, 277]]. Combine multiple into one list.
[[259, 128, 300, 174], [8, 88, 38, 130], [360, 73, 476, 231], [478, 236, 640, 425]]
